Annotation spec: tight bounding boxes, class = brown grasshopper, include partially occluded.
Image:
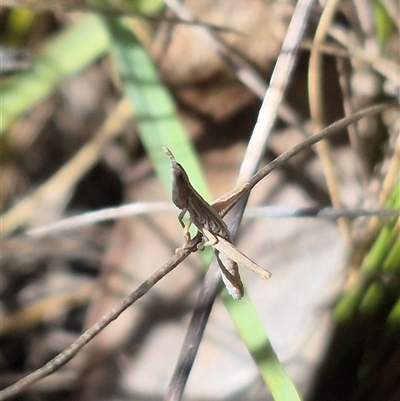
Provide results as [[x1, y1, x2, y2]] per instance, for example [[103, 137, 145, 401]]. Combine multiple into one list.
[[164, 147, 271, 299]]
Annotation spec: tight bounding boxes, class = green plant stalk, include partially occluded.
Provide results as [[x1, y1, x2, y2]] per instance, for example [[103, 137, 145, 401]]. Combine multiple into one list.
[[362, 224, 395, 275], [358, 281, 387, 315], [104, 16, 301, 401], [387, 184, 400, 209], [381, 183, 400, 272], [333, 280, 365, 321], [387, 298, 400, 328], [382, 234, 400, 273], [374, 0, 396, 49], [334, 182, 400, 320], [334, 226, 395, 321]]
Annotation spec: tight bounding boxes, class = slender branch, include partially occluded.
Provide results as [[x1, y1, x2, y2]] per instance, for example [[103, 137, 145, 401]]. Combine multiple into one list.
[[164, 263, 221, 401], [166, 105, 396, 401], [222, 102, 396, 218], [246, 206, 400, 219], [165, 1, 317, 398], [0, 237, 201, 400], [2, 102, 395, 400]]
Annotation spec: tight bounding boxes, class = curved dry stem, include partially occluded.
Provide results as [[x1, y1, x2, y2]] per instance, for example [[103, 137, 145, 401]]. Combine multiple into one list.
[[164, 2, 317, 399], [247, 103, 396, 198], [0, 237, 200, 400], [2, 102, 395, 400], [218, 103, 396, 218], [308, 0, 352, 242]]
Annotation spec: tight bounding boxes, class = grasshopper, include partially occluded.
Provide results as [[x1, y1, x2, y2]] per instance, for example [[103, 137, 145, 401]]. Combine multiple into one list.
[[164, 148, 271, 299]]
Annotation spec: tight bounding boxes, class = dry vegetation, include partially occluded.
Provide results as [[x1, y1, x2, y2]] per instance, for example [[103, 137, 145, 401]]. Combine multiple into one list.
[[1, 1, 399, 401]]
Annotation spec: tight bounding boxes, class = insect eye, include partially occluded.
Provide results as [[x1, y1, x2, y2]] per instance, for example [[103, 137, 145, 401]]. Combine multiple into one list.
[[175, 166, 187, 183]]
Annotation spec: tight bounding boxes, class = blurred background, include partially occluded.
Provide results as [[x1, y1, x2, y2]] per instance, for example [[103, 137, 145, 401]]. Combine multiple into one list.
[[1, 1, 399, 400]]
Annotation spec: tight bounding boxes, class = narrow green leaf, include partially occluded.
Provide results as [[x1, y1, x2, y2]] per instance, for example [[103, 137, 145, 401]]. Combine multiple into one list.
[[334, 281, 365, 321], [1, 15, 110, 134], [224, 292, 302, 400], [387, 298, 400, 328], [335, 181, 400, 320], [382, 237, 400, 273], [102, 16, 210, 199], [374, 0, 396, 49], [359, 282, 386, 315], [104, 16, 301, 401], [362, 225, 394, 275]]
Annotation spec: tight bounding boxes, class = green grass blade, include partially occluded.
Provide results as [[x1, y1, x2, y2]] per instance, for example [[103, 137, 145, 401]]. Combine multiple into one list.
[[102, 16, 210, 199], [1, 15, 110, 134], [382, 235, 400, 273], [87, 0, 164, 15], [104, 16, 301, 401], [334, 181, 400, 321], [374, 0, 396, 49], [387, 298, 400, 328], [224, 292, 302, 400]]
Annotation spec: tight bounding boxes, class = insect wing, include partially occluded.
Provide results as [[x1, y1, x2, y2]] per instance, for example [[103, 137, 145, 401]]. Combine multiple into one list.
[[212, 235, 272, 280]]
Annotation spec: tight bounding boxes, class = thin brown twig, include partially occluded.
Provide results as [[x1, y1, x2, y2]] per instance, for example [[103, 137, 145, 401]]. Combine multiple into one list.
[[1, 101, 395, 400], [0, 237, 200, 400], [308, 0, 352, 242], [163, 105, 394, 400], [226, 103, 397, 217], [336, 56, 369, 184], [164, 1, 317, 398]]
